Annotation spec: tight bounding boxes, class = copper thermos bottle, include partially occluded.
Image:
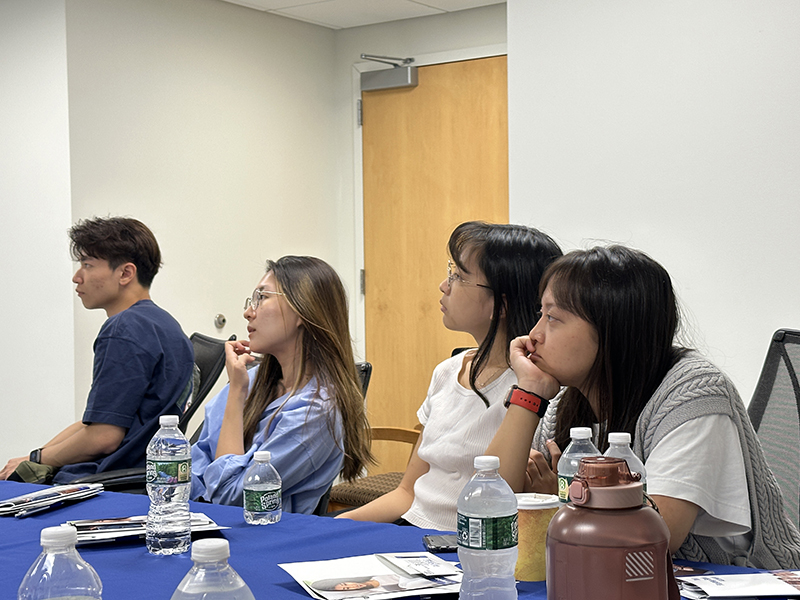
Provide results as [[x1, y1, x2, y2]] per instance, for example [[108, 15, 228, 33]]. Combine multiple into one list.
[[545, 457, 680, 600]]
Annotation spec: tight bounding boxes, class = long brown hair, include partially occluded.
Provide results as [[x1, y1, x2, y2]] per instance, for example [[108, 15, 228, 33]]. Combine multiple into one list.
[[241, 256, 373, 480], [542, 246, 690, 451]]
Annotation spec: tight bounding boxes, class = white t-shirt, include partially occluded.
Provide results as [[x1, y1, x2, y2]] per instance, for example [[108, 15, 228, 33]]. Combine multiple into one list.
[[646, 413, 752, 553], [402, 352, 517, 531]]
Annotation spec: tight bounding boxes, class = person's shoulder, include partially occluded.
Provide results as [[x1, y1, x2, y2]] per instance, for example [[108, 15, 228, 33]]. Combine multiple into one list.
[[665, 351, 729, 385], [433, 350, 469, 376], [652, 351, 737, 409], [99, 300, 189, 352]]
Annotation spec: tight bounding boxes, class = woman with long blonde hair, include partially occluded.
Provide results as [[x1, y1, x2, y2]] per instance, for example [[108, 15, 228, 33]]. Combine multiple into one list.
[[191, 256, 373, 513]]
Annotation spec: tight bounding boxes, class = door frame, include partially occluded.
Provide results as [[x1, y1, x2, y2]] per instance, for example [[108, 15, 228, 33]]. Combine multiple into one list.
[[349, 43, 508, 360]]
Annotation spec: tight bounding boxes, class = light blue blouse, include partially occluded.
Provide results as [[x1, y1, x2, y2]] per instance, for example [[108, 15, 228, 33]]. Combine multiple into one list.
[[190, 368, 344, 514]]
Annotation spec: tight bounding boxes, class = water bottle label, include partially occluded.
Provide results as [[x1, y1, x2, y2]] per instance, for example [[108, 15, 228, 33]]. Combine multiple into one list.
[[146, 459, 191, 484], [558, 474, 575, 502], [456, 513, 518, 550], [244, 488, 282, 512]]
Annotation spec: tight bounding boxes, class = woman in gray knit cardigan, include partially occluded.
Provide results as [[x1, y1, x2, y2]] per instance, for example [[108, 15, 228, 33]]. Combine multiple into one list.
[[487, 245, 800, 569]]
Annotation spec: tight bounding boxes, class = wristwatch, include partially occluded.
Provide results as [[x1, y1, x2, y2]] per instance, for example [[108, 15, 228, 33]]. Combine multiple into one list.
[[29, 448, 43, 464], [504, 385, 549, 417]]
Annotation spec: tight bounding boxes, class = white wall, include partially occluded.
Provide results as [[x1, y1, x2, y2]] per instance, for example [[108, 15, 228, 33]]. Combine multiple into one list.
[[0, 0, 506, 456], [65, 0, 507, 410], [0, 1, 75, 459], [508, 0, 800, 401], [65, 0, 339, 408]]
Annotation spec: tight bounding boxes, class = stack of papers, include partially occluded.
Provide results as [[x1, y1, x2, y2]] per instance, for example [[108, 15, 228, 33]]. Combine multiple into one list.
[[67, 513, 227, 544], [280, 552, 462, 600], [0, 484, 103, 517], [679, 571, 800, 599]]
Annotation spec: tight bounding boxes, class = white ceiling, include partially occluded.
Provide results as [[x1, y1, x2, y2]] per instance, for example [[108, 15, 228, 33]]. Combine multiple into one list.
[[218, 0, 505, 30]]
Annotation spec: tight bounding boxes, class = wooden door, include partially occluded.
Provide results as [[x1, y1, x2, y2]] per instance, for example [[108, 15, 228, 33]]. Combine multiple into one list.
[[362, 56, 509, 473]]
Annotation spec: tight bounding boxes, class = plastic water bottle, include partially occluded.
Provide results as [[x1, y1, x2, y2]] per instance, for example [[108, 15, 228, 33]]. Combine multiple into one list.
[[556, 427, 600, 502], [18, 525, 102, 600], [170, 538, 255, 600], [146, 414, 192, 555], [604, 432, 647, 491], [243, 450, 282, 525], [457, 455, 518, 600]]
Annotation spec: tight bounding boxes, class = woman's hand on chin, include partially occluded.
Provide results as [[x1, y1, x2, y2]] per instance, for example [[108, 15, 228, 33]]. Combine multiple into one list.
[[224, 339, 255, 395], [509, 335, 561, 399]]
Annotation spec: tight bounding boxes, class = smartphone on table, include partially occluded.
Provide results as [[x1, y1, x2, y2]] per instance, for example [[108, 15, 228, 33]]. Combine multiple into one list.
[[423, 533, 459, 553]]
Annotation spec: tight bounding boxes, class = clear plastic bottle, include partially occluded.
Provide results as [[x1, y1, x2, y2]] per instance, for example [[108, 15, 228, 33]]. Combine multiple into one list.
[[18, 525, 102, 600], [242, 450, 282, 525], [604, 432, 647, 491], [146, 414, 192, 555], [456, 455, 518, 600], [556, 427, 600, 502], [170, 538, 256, 600]]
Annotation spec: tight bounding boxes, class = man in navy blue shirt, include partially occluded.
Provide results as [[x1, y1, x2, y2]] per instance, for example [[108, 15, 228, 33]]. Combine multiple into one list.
[[0, 217, 194, 482]]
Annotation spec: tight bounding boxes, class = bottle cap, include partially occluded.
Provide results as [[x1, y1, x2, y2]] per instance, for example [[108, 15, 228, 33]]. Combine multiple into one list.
[[254, 450, 271, 462], [569, 427, 592, 440], [192, 538, 230, 562], [608, 432, 631, 444], [474, 455, 500, 470], [40, 525, 78, 547], [159, 414, 179, 427]]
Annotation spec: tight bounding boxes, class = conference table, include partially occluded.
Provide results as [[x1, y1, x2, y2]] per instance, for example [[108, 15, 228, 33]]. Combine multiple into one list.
[[0, 481, 776, 600]]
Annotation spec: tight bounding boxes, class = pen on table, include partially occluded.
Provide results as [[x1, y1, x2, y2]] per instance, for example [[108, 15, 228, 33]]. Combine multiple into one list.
[[15, 502, 65, 518]]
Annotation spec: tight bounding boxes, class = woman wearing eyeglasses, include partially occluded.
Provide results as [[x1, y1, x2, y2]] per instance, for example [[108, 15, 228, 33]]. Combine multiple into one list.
[[340, 221, 562, 530], [190, 256, 373, 513]]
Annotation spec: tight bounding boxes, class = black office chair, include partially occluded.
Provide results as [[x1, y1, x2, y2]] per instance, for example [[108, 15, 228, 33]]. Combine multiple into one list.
[[748, 329, 800, 528], [183, 333, 235, 426], [69, 333, 234, 493], [313, 361, 372, 515]]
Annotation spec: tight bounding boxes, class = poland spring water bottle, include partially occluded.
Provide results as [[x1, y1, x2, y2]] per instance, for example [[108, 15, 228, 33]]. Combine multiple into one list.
[[603, 432, 647, 492], [556, 427, 599, 502], [146, 414, 192, 555], [18, 525, 102, 600], [243, 450, 282, 525], [170, 539, 256, 600], [457, 455, 518, 600]]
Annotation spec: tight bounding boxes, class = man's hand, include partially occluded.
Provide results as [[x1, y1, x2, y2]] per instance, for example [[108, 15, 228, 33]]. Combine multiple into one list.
[[0, 456, 27, 480]]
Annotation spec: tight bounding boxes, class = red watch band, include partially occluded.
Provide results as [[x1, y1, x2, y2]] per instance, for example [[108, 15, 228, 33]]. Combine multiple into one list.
[[504, 385, 549, 417]]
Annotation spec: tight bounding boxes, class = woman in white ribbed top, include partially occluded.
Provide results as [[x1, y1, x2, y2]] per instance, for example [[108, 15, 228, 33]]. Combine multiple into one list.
[[339, 221, 562, 531]]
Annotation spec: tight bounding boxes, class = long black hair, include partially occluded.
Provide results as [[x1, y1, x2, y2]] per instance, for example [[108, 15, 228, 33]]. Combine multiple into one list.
[[541, 245, 690, 450], [448, 221, 562, 406]]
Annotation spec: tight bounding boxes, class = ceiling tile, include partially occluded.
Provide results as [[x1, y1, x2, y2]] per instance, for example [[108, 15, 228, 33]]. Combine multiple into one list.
[[272, 0, 444, 29], [226, 0, 326, 9], [413, 0, 504, 10]]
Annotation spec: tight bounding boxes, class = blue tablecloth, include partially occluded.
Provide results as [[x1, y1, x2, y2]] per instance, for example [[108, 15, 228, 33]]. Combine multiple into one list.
[[0, 481, 512, 600], [0, 481, 780, 600]]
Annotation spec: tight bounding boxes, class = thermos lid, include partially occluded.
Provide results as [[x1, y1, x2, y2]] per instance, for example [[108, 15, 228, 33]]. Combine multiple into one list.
[[570, 457, 643, 508]]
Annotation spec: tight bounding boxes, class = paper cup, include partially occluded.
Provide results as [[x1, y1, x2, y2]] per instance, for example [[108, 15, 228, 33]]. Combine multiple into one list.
[[514, 493, 560, 582]]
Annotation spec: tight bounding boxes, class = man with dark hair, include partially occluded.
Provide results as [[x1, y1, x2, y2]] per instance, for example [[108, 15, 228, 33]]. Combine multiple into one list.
[[0, 216, 194, 483]]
